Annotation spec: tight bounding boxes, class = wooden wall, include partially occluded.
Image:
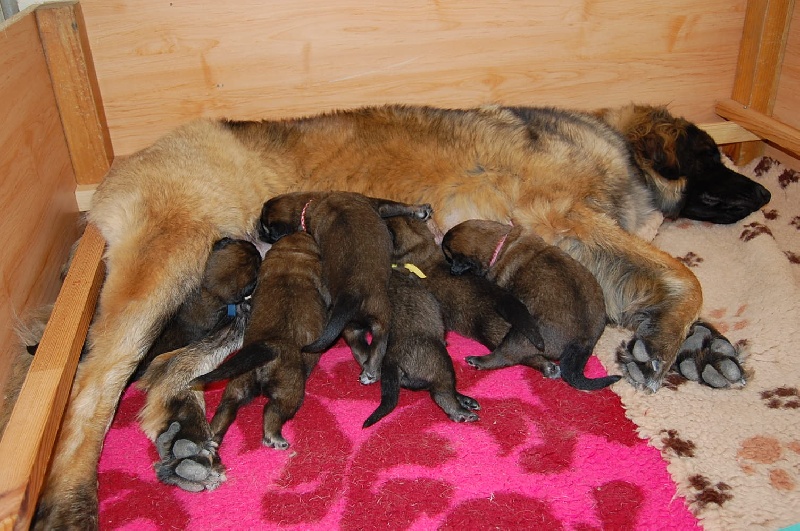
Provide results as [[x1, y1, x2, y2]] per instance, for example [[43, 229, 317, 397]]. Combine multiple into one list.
[[773, 6, 799, 130], [76, 0, 752, 156], [0, 9, 81, 397]]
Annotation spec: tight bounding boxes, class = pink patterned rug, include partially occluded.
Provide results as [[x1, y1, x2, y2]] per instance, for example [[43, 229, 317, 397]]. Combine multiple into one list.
[[98, 334, 699, 530]]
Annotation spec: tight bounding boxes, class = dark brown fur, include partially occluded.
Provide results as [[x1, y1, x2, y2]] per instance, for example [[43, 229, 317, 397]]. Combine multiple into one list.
[[442, 220, 621, 390], [260, 191, 431, 385], [385, 216, 544, 352], [356, 268, 480, 427], [192, 232, 329, 450]]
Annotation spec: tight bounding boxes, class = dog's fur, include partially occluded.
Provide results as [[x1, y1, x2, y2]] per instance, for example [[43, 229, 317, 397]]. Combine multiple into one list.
[[35, 103, 770, 528], [357, 268, 480, 427], [386, 216, 545, 352], [190, 232, 329, 450], [260, 191, 431, 385], [442, 220, 620, 390]]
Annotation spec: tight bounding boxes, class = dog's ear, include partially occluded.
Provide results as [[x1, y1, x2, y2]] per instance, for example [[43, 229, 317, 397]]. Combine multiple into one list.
[[639, 128, 681, 181]]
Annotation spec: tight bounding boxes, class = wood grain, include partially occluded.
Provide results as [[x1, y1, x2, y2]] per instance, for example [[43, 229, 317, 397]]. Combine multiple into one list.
[[36, 1, 114, 184], [0, 224, 105, 531], [75, 0, 751, 155], [716, 98, 800, 156], [773, 6, 800, 131], [0, 8, 81, 403]]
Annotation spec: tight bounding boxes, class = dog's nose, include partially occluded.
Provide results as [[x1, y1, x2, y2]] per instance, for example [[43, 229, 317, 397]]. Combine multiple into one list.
[[755, 184, 771, 206]]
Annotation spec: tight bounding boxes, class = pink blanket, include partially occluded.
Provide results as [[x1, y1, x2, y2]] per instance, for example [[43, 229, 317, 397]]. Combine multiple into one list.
[[98, 334, 699, 530]]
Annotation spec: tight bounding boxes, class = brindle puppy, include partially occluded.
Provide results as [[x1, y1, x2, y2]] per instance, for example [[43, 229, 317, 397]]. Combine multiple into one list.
[[385, 216, 545, 353], [442, 220, 621, 390], [356, 267, 480, 427], [192, 232, 328, 450], [260, 191, 432, 385]]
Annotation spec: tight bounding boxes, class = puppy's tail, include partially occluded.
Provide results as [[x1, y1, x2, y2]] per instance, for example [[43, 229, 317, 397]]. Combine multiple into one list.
[[303, 294, 360, 353], [191, 340, 280, 385], [492, 290, 545, 351], [363, 359, 400, 428], [559, 341, 621, 391]]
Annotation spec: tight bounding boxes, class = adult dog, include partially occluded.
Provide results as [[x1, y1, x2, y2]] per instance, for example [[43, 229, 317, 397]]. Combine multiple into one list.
[[35, 103, 770, 529]]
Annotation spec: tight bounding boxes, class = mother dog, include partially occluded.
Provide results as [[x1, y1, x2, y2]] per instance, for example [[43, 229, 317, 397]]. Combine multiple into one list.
[[35, 103, 770, 528]]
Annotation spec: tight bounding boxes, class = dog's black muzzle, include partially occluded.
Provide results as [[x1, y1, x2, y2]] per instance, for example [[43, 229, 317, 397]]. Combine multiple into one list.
[[680, 165, 771, 224]]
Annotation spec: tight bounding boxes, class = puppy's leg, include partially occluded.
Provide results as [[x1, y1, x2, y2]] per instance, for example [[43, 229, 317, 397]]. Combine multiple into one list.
[[261, 361, 306, 450], [139, 315, 246, 492], [427, 347, 480, 423], [466, 329, 560, 379], [209, 372, 259, 446], [35, 231, 215, 529], [369, 198, 433, 220]]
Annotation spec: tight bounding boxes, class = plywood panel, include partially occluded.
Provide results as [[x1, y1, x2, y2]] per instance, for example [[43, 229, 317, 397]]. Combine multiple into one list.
[[0, 9, 81, 397], [76, 0, 750, 155], [773, 6, 800, 129]]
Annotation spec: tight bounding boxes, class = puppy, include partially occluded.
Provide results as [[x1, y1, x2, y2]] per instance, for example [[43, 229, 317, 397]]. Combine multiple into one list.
[[356, 267, 480, 427], [192, 232, 329, 450], [385, 216, 545, 353], [260, 190, 431, 385], [134, 237, 261, 380], [442, 220, 621, 390]]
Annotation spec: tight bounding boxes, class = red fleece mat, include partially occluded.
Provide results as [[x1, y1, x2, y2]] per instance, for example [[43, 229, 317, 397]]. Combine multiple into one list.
[[98, 334, 700, 530]]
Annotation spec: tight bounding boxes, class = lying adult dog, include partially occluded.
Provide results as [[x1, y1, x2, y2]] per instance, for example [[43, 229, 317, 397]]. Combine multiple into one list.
[[35, 103, 770, 529]]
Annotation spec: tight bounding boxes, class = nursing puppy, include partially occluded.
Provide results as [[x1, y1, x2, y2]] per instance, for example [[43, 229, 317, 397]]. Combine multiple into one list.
[[38, 104, 769, 528], [192, 232, 328, 450], [260, 191, 432, 385], [357, 267, 480, 427], [442, 220, 621, 390], [385, 216, 545, 353]]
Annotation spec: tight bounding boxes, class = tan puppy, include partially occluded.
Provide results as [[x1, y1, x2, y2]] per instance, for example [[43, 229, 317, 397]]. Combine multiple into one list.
[[38, 104, 766, 528], [442, 219, 621, 390], [260, 190, 431, 385], [192, 232, 329, 451]]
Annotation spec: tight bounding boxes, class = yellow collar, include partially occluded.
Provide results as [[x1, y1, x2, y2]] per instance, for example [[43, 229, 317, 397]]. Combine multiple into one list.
[[392, 262, 427, 278]]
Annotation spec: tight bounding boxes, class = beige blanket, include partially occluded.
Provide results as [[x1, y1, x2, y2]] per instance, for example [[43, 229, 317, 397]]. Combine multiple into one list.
[[596, 155, 800, 530]]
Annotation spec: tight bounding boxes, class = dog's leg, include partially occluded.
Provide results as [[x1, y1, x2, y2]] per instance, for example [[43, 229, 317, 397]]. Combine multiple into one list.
[[369, 198, 433, 221], [34, 231, 216, 529], [672, 320, 745, 387], [139, 315, 247, 492], [261, 362, 306, 450], [209, 372, 258, 447]]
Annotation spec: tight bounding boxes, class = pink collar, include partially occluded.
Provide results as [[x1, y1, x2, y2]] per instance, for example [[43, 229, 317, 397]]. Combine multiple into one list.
[[488, 233, 508, 267], [300, 200, 313, 232]]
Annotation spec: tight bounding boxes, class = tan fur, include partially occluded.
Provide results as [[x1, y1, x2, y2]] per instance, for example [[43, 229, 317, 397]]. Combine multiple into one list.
[[35, 103, 730, 528]]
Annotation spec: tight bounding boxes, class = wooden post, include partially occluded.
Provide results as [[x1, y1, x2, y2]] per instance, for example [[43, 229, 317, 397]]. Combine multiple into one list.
[[725, 0, 795, 163], [36, 1, 113, 185]]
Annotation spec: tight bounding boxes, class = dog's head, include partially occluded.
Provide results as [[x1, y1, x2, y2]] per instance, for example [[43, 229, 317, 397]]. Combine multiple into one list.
[[441, 220, 506, 276], [259, 193, 316, 243], [625, 106, 771, 224], [386, 216, 438, 264]]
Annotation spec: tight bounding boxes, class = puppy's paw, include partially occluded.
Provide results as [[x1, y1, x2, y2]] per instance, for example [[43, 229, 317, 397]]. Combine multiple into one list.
[[541, 362, 561, 380], [414, 204, 434, 221], [616, 338, 664, 393], [154, 421, 226, 492], [263, 433, 290, 450], [457, 393, 481, 411], [673, 321, 745, 389], [359, 370, 379, 385], [449, 409, 480, 423]]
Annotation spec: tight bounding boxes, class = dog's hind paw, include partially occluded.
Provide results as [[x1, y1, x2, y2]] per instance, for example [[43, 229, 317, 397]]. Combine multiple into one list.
[[616, 338, 664, 393], [154, 421, 226, 492], [673, 321, 746, 389], [457, 393, 481, 411], [414, 204, 434, 221], [263, 433, 290, 450]]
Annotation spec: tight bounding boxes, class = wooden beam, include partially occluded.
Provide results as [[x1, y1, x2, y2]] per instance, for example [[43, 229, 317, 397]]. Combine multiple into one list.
[[716, 99, 800, 157], [0, 224, 106, 531], [36, 1, 113, 185], [727, 0, 795, 162], [700, 121, 761, 145]]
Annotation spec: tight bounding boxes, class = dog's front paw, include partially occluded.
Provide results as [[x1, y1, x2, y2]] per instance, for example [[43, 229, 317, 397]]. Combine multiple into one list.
[[359, 369, 379, 385], [673, 321, 745, 388], [616, 338, 664, 393], [457, 393, 481, 411], [263, 433, 290, 450], [154, 421, 226, 492]]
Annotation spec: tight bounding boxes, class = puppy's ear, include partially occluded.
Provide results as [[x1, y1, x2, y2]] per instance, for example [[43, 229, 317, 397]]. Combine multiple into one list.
[[448, 255, 478, 276]]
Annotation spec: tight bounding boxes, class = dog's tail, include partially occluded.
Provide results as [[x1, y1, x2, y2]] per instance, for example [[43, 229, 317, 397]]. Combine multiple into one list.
[[559, 341, 621, 391], [492, 290, 545, 351], [191, 340, 280, 385], [363, 359, 400, 428], [302, 293, 361, 353]]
